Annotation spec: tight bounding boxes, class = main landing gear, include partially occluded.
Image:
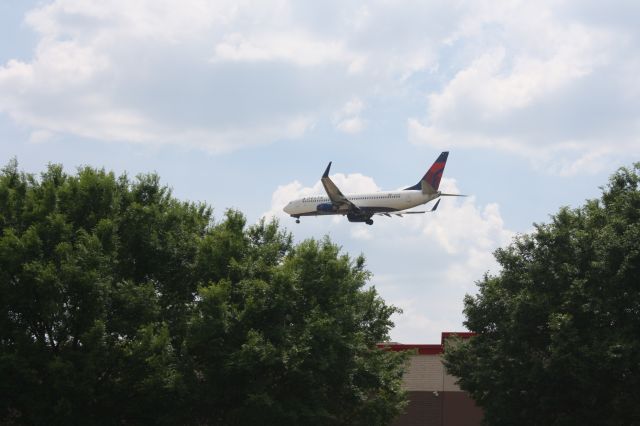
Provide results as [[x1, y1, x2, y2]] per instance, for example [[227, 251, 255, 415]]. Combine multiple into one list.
[[347, 212, 374, 225]]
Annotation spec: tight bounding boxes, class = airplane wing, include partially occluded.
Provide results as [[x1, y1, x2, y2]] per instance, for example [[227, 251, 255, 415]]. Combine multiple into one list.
[[321, 162, 362, 212]]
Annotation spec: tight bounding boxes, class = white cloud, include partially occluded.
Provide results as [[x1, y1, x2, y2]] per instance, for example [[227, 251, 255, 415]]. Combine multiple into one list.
[[266, 174, 514, 343], [336, 117, 364, 134], [421, 178, 514, 255], [2, 0, 639, 165], [0, 0, 362, 151], [212, 32, 349, 67], [350, 226, 373, 241], [0, 0, 462, 152], [409, 0, 640, 175], [341, 98, 364, 117], [334, 97, 365, 134], [28, 129, 55, 144], [389, 297, 461, 344]]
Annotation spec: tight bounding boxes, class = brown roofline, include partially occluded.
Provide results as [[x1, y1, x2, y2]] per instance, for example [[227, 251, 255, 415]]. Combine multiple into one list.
[[377, 332, 476, 355]]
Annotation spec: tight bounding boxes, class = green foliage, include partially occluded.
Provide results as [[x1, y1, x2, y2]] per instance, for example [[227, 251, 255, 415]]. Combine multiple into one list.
[[444, 164, 640, 426], [0, 160, 406, 425]]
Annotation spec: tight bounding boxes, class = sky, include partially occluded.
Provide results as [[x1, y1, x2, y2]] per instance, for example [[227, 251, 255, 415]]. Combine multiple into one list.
[[1, 0, 639, 343]]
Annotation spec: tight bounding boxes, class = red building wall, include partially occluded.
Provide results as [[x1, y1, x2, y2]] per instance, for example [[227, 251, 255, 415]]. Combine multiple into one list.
[[380, 332, 483, 426]]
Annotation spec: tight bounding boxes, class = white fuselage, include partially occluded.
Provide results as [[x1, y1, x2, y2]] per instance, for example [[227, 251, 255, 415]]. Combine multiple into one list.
[[283, 190, 439, 217]]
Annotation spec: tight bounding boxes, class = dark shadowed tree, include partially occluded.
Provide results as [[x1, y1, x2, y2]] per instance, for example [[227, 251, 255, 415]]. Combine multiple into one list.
[[444, 163, 640, 426], [0, 160, 406, 425]]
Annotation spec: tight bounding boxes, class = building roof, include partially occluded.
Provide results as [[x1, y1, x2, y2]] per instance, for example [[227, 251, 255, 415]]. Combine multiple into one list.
[[378, 332, 476, 355]]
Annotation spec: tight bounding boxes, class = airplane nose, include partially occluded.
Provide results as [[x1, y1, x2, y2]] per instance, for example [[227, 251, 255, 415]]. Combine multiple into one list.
[[283, 202, 292, 214]]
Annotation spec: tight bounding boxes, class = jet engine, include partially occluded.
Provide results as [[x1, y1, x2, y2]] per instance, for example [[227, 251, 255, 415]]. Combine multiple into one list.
[[316, 203, 336, 212], [346, 212, 367, 222]]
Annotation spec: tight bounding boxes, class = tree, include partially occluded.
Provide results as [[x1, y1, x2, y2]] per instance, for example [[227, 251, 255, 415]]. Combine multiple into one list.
[[0, 160, 407, 425], [444, 163, 640, 426]]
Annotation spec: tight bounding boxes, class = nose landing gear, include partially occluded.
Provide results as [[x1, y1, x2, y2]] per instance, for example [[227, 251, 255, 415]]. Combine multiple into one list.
[[366, 219, 373, 225], [296, 219, 300, 224]]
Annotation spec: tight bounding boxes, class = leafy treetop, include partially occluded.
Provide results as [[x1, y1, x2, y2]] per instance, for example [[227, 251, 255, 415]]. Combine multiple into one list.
[[0, 160, 407, 426], [444, 163, 640, 426]]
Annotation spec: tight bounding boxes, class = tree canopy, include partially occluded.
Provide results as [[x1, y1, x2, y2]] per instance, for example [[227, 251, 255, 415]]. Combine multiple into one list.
[[0, 159, 407, 425], [444, 163, 640, 426]]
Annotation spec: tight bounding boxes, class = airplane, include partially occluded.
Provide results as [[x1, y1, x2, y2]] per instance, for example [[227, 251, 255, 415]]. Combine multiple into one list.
[[283, 151, 465, 225]]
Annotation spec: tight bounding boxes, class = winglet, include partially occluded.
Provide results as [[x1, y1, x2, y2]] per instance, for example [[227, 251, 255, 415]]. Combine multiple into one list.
[[323, 161, 332, 178], [320, 162, 360, 212], [430, 199, 441, 212]]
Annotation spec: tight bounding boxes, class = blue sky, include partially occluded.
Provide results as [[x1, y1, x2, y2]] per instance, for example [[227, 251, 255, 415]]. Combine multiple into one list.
[[1, 0, 638, 343]]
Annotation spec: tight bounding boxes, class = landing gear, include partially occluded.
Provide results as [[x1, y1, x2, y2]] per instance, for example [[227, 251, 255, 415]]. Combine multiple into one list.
[[347, 212, 374, 225], [295, 218, 300, 224]]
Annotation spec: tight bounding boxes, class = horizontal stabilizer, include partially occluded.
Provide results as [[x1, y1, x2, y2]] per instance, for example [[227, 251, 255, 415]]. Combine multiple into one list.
[[376, 200, 440, 217], [439, 193, 467, 197]]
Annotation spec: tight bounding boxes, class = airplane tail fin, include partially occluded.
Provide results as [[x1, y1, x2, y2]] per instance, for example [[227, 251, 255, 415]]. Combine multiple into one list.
[[404, 151, 449, 195]]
